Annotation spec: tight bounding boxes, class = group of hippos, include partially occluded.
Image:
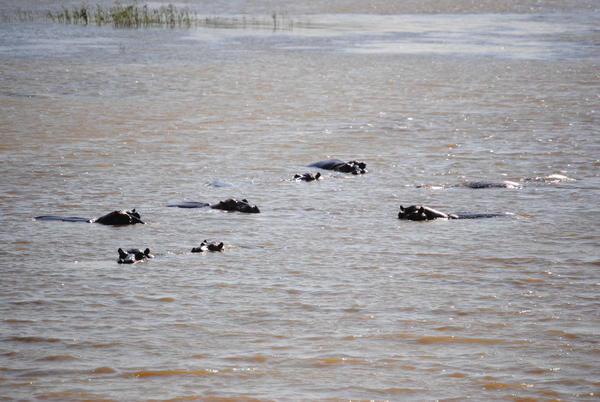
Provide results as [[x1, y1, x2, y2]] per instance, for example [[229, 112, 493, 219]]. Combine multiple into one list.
[[34, 158, 574, 263], [116, 239, 224, 264]]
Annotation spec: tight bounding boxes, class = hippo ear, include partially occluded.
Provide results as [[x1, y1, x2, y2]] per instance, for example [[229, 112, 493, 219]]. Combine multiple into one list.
[[418, 207, 425, 213], [400, 205, 405, 211]]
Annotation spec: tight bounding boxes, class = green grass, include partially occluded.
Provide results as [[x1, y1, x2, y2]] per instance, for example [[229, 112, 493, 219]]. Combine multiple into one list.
[[2, 2, 299, 30], [44, 2, 196, 28]]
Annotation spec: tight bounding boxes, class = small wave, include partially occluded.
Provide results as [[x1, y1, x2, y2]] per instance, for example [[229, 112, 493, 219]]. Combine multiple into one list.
[[93, 366, 116, 373], [347, 385, 420, 394], [434, 326, 466, 331], [311, 357, 368, 366], [10, 336, 61, 343], [417, 336, 505, 344], [205, 180, 233, 187], [225, 355, 270, 363], [448, 372, 468, 378], [32, 392, 116, 400], [92, 342, 123, 348], [124, 369, 223, 377], [385, 387, 418, 393], [36, 354, 77, 361], [476, 380, 534, 390], [543, 330, 583, 339], [137, 296, 175, 302], [378, 332, 414, 340]]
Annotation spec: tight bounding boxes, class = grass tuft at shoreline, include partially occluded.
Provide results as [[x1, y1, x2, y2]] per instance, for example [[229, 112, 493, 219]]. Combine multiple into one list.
[[2, 2, 298, 30], [45, 3, 196, 28]]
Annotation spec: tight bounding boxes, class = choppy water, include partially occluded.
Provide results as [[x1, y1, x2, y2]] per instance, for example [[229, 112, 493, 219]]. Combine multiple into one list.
[[1, 0, 599, 401]]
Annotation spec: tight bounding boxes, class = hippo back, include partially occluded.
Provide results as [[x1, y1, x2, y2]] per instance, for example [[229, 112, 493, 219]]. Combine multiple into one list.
[[94, 210, 145, 225]]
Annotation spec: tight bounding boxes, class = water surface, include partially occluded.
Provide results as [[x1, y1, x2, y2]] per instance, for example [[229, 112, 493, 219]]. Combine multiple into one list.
[[1, 1, 599, 401]]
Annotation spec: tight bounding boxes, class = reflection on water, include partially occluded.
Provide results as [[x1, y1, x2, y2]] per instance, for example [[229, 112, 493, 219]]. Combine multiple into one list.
[[173, 12, 598, 59], [1, 0, 599, 401]]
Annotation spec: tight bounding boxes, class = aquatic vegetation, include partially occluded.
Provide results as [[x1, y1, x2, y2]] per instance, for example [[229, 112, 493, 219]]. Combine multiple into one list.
[[43, 2, 197, 28], [4, 2, 298, 30]]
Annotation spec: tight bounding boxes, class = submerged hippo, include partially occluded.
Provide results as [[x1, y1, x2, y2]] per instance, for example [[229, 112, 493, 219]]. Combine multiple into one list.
[[166, 199, 259, 213], [453, 181, 522, 189], [165, 202, 210, 208], [525, 174, 575, 183], [398, 205, 516, 221], [417, 181, 522, 189], [35, 209, 145, 225], [118, 248, 153, 264], [293, 172, 321, 182], [210, 198, 260, 213], [307, 159, 367, 175], [192, 240, 224, 253]]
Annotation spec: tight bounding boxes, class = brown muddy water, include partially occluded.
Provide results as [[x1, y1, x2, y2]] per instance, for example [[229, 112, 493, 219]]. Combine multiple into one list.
[[1, 0, 599, 401]]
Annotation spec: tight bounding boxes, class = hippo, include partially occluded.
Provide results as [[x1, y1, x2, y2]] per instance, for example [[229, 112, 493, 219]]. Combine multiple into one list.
[[118, 248, 153, 264], [525, 174, 575, 183], [450, 212, 518, 219], [307, 159, 367, 175], [398, 205, 516, 221], [166, 199, 259, 212], [205, 180, 234, 187], [293, 172, 321, 182], [192, 240, 224, 253], [93, 209, 145, 225], [35, 209, 145, 225], [210, 198, 260, 213], [417, 181, 522, 189], [398, 205, 455, 221], [165, 202, 210, 208], [452, 181, 522, 189]]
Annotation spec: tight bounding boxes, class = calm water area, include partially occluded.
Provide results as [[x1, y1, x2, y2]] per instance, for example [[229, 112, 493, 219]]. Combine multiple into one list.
[[1, 0, 599, 401]]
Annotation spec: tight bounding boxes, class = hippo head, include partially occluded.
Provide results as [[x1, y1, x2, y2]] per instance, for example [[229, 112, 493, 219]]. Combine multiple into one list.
[[238, 199, 260, 213], [294, 172, 321, 182], [118, 248, 129, 259], [95, 209, 145, 225], [132, 249, 149, 260], [306, 172, 321, 181], [219, 199, 240, 210], [343, 160, 367, 175], [207, 242, 224, 252], [118, 247, 152, 263], [398, 205, 429, 221], [192, 240, 224, 253], [213, 198, 260, 213], [398, 205, 450, 221]]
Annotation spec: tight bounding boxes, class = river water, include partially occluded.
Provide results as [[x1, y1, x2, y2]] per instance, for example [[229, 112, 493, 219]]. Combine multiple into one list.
[[1, 0, 599, 401]]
